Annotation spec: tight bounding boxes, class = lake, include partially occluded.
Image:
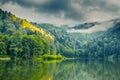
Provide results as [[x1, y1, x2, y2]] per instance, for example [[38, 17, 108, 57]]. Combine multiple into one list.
[[0, 59, 120, 80]]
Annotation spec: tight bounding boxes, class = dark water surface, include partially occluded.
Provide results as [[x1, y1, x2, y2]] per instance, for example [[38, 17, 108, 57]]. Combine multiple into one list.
[[0, 59, 120, 80]]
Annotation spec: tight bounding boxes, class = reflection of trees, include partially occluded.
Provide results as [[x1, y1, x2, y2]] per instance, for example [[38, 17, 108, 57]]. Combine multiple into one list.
[[53, 60, 120, 80], [0, 60, 56, 80], [0, 60, 120, 80]]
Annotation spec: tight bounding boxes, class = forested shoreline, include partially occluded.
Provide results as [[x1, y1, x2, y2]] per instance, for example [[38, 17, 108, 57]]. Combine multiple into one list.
[[0, 9, 120, 60], [0, 9, 58, 60]]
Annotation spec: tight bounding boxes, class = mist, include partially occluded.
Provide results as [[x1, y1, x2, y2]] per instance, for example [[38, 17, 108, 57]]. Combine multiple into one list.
[[67, 21, 114, 34]]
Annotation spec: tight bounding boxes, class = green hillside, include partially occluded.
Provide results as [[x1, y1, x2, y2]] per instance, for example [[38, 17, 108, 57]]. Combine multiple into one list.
[[0, 9, 56, 60], [34, 20, 120, 59], [0, 8, 120, 60]]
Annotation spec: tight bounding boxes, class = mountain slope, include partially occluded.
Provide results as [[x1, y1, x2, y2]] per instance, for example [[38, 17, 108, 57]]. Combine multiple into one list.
[[35, 19, 120, 59], [0, 9, 54, 40], [0, 9, 56, 59]]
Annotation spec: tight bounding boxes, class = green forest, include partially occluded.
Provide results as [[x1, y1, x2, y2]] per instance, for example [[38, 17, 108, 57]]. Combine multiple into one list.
[[0, 9, 57, 60], [0, 9, 120, 60], [34, 21, 120, 59]]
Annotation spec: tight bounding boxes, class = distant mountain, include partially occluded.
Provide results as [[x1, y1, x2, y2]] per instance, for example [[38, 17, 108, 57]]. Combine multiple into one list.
[[71, 22, 98, 30], [69, 18, 120, 33]]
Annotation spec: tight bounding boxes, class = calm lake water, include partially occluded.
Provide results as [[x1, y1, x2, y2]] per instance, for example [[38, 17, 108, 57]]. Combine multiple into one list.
[[0, 59, 120, 80]]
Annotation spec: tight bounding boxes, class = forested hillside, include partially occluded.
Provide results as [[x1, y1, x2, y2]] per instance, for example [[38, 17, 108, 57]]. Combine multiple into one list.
[[0, 9, 56, 59], [34, 19, 120, 59], [0, 9, 120, 59]]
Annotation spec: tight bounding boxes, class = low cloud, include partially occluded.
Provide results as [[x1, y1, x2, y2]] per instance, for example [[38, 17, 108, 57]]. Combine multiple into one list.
[[67, 21, 114, 34], [86, 11, 119, 22], [0, 0, 120, 25]]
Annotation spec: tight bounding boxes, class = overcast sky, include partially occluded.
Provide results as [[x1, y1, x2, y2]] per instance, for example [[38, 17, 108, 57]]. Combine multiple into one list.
[[0, 0, 120, 25]]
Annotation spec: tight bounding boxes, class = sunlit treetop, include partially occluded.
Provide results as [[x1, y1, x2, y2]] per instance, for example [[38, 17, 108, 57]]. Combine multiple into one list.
[[21, 19, 54, 40], [0, 8, 54, 40]]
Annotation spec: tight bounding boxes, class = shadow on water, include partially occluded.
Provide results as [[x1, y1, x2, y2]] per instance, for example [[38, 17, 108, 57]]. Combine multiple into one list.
[[0, 59, 120, 80]]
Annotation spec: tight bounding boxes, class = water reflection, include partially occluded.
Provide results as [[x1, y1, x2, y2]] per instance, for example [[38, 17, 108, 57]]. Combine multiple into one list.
[[0, 60, 120, 80]]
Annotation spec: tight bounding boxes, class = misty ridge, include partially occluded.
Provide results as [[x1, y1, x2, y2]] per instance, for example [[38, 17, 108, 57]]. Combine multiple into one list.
[[67, 18, 120, 34]]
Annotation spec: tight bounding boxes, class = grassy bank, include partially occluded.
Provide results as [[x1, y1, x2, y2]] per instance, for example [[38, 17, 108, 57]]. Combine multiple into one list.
[[0, 55, 11, 60], [36, 54, 66, 62]]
